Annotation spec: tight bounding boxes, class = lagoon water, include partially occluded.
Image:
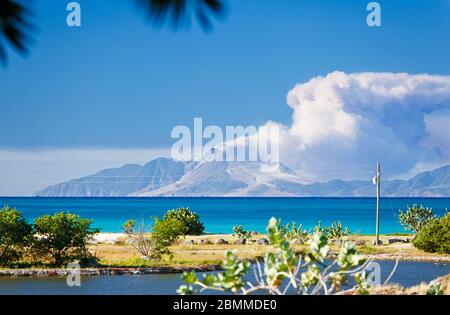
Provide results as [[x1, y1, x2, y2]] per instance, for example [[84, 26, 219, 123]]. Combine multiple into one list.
[[0, 197, 449, 295], [0, 197, 449, 234], [0, 261, 449, 295]]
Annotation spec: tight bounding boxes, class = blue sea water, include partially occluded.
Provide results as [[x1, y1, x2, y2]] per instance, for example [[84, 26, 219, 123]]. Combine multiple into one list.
[[0, 197, 448, 234]]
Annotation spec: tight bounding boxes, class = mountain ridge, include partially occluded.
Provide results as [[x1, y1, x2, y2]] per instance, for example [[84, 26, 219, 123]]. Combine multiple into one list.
[[35, 158, 450, 197]]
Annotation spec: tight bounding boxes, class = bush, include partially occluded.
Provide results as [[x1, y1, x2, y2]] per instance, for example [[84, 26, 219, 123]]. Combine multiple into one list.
[[398, 204, 436, 236], [232, 225, 252, 239], [124, 217, 187, 261], [280, 221, 309, 243], [323, 221, 350, 239], [0, 206, 32, 266], [33, 212, 99, 266], [178, 217, 371, 295], [163, 208, 204, 235], [311, 221, 350, 240], [413, 213, 450, 254], [151, 217, 188, 259], [123, 219, 153, 258]]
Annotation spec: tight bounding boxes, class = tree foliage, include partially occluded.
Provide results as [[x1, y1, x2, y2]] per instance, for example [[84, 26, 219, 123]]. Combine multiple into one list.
[[0, 206, 32, 266], [151, 217, 188, 259], [398, 204, 436, 236], [33, 212, 99, 266], [163, 207, 204, 235], [413, 212, 449, 254]]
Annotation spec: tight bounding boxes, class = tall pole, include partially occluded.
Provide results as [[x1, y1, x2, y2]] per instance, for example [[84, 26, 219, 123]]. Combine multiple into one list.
[[375, 162, 381, 245]]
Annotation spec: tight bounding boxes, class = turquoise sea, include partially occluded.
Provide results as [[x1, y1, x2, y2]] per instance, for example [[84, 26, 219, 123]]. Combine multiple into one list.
[[0, 197, 448, 234]]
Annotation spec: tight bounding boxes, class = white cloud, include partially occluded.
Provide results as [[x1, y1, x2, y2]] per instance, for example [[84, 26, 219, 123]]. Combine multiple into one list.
[[0, 148, 169, 196], [3, 71, 450, 195], [276, 71, 450, 180]]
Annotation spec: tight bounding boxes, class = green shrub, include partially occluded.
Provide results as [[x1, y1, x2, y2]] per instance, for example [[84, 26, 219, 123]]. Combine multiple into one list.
[[323, 221, 350, 239], [151, 217, 188, 259], [178, 217, 369, 295], [232, 225, 252, 239], [311, 221, 350, 240], [427, 281, 444, 295], [124, 217, 187, 261], [0, 206, 32, 266], [413, 213, 449, 254], [280, 221, 309, 243], [398, 204, 436, 236], [33, 212, 100, 266], [163, 208, 204, 235]]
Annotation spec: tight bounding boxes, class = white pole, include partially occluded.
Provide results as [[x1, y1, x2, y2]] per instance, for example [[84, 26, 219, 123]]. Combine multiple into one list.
[[375, 162, 381, 245]]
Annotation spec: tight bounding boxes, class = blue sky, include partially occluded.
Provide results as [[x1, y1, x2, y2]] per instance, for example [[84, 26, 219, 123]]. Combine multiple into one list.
[[1, 0, 450, 148], [1, 0, 450, 195]]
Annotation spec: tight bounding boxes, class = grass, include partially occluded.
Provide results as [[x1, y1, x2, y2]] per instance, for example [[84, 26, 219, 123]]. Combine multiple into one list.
[[355, 274, 450, 295], [92, 233, 449, 268], [93, 235, 282, 268]]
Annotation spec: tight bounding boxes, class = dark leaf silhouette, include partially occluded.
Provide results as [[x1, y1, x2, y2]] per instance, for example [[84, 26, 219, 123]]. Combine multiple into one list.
[[0, 0, 33, 65], [135, 0, 225, 31], [0, 0, 225, 66]]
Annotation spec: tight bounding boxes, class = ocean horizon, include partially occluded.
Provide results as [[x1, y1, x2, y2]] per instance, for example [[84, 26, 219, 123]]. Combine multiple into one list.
[[1, 197, 448, 234]]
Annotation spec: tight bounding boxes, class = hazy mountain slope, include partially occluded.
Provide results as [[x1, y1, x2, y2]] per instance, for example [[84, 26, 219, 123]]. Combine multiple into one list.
[[35, 158, 450, 197], [36, 158, 191, 197], [272, 179, 369, 197], [135, 161, 247, 196], [136, 161, 303, 196], [394, 165, 450, 197]]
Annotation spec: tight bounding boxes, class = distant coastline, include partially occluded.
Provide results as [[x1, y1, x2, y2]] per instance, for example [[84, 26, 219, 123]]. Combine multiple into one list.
[[34, 159, 450, 198]]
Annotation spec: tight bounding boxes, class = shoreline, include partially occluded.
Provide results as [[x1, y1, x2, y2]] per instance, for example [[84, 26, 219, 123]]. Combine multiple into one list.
[[1, 254, 448, 278], [0, 265, 223, 278], [89, 233, 414, 243], [2, 233, 448, 278]]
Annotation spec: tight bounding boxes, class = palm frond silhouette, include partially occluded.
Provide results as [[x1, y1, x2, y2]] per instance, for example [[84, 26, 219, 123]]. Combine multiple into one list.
[[135, 0, 225, 30], [0, 0, 225, 65], [0, 0, 33, 65]]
